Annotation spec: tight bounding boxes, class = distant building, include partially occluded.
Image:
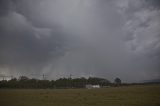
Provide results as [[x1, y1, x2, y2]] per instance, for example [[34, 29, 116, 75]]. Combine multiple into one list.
[[85, 84, 100, 89]]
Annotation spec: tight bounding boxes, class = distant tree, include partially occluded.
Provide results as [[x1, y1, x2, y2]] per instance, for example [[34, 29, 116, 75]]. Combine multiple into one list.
[[72, 77, 87, 88], [87, 77, 110, 86], [18, 76, 29, 88], [114, 78, 121, 86], [19, 76, 29, 81], [8, 78, 18, 88], [0, 76, 111, 89], [0, 80, 8, 88], [99, 79, 110, 86]]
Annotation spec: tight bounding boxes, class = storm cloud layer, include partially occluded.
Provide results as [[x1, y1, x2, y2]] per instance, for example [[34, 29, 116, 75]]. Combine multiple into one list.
[[0, 0, 160, 82]]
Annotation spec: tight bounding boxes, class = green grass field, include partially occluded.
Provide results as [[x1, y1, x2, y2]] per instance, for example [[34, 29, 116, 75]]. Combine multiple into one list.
[[0, 84, 160, 106]]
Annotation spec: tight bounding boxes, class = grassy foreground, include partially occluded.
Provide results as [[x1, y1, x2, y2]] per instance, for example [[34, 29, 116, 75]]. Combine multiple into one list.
[[0, 84, 160, 106]]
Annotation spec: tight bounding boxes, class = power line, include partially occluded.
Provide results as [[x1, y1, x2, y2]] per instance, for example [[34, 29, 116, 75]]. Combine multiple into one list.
[[30, 74, 48, 80], [0, 74, 13, 80]]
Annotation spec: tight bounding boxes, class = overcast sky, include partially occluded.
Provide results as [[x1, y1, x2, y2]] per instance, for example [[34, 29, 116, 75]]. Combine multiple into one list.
[[0, 0, 160, 82]]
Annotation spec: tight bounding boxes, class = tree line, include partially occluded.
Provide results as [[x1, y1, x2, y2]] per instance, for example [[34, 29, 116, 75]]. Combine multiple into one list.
[[0, 76, 121, 89]]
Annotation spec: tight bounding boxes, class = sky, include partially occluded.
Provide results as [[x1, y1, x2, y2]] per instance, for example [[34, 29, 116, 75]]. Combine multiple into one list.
[[0, 0, 160, 82]]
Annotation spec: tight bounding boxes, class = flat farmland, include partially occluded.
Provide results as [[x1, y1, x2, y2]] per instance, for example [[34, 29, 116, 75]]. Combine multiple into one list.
[[0, 85, 160, 106]]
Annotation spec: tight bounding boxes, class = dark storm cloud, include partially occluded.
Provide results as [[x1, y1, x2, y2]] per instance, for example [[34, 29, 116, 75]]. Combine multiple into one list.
[[0, 0, 14, 16], [0, 0, 160, 82], [145, 0, 160, 9], [0, 3, 68, 75]]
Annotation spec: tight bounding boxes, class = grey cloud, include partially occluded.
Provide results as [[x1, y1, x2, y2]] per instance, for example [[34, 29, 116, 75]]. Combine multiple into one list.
[[0, 0, 15, 16], [0, 0, 160, 82], [0, 9, 68, 76]]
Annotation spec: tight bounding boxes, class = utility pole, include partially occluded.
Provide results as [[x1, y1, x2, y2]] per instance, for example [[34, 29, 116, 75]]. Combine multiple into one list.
[[0, 74, 13, 80], [69, 74, 73, 88], [69, 74, 73, 79], [31, 74, 48, 80], [42, 74, 48, 80]]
